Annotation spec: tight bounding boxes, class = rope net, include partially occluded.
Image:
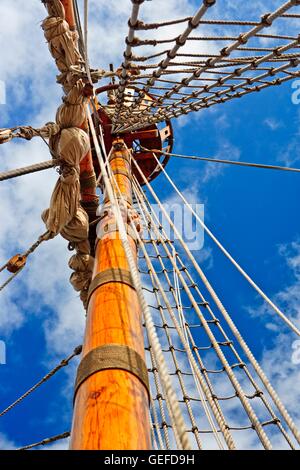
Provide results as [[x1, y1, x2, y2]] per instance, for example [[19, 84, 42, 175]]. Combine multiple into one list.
[[131, 176, 300, 450], [107, 0, 300, 133]]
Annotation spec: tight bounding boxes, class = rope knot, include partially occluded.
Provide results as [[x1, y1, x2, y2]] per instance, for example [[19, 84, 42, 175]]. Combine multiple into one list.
[[19, 126, 35, 140], [205, 58, 215, 67], [125, 36, 140, 47], [290, 58, 299, 68], [261, 13, 273, 27], [220, 47, 230, 57], [238, 33, 248, 45], [176, 35, 187, 47], [129, 19, 144, 30], [268, 67, 276, 77]]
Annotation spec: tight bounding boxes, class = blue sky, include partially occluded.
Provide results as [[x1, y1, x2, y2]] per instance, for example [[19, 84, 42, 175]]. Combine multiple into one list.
[[0, 0, 300, 450]]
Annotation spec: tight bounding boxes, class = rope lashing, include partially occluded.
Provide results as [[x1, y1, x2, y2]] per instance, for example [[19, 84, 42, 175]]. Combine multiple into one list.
[[18, 432, 70, 451], [0, 123, 60, 145], [41, 0, 98, 308]]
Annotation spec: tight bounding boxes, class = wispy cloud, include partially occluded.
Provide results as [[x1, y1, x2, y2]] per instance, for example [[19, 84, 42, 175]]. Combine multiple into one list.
[[0, 0, 213, 450], [246, 240, 300, 434], [0, 431, 16, 450], [0, 0, 299, 451], [264, 118, 283, 131], [279, 133, 300, 167], [202, 139, 241, 183], [247, 240, 300, 331]]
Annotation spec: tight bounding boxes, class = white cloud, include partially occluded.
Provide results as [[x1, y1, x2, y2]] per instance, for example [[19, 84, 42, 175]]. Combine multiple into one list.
[[1, 0, 299, 451], [264, 118, 283, 131], [0, 136, 86, 350], [0, 431, 16, 450], [82, 0, 211, 70], [245, 240, 300, 445], [279, 131, 300, 167], [0, 0, 210, 450], [248, 240, 300, 332], [0, 1, 61, 127], [46, 437, 69, 450], [202, 139, 241, 183], [261, 331, 300, 425]]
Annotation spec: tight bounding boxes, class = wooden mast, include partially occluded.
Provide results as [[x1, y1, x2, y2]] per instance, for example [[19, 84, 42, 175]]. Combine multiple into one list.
[[59, 1, 150, 449], [60, 0, 76, 30], [70, 137, 151, 449]]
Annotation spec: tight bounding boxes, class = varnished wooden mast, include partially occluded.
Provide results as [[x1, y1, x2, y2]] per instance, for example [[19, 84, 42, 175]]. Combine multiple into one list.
[[70, 138, 151, 449], [60, 0, 76, 30], [59, 1, 151, 449]]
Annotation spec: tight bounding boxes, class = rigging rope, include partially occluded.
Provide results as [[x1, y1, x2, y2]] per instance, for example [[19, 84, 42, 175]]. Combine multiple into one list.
[[127, 208, 229, 448], [111, 0, 300, 132], [0, 269, 25, 294], [0, 160, 59, 182], [132, 17, 263, 30], [18, 431, 70, 451], [0, 232, 52, 293], [132, 172, 300, 446], [132, 176, 300, 448], [105, 147, 300, 448], [0, 346, 82, 418], [131, 178, 274, 449], [83, 0, 93, 87], [140, 147, 300, 174], [171, 247, 225, 449], [107, 157, 232, 449], [2, 0, 300, 451], [112, 0, 145, 131], [87, 107, 192, 450], [148, 151, 300, 337], [113, 0, 217, 130]]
